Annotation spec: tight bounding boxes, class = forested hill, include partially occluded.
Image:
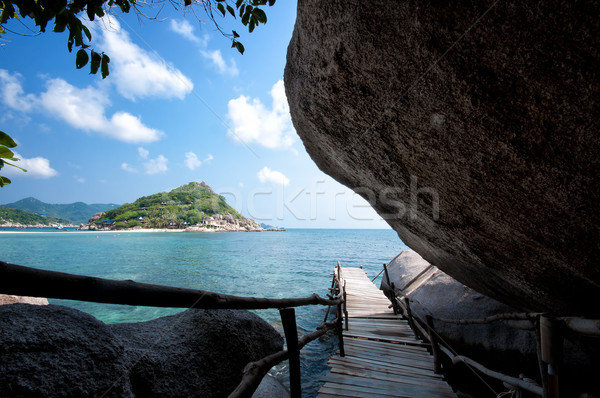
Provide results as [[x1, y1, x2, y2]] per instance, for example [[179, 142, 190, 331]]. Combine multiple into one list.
[[95, 182, 251, 229], [3, 197, 118, 225], [0, 206, 71, 226]]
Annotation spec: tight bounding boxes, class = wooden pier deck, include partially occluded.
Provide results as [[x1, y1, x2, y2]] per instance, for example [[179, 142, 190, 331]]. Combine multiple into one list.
[[317, 267, 456, 398]]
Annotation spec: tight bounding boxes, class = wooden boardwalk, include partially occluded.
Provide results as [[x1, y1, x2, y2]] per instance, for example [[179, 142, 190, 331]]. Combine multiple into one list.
[[317, 267, 456, 398]]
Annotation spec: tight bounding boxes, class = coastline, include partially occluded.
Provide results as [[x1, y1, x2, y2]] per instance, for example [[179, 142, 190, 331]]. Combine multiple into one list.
[[0, 227, 285, 234]]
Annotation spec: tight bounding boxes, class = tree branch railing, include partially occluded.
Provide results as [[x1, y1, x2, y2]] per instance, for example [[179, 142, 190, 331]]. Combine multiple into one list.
[[380, 279, 600, 398], [0, 260, 346, 398]]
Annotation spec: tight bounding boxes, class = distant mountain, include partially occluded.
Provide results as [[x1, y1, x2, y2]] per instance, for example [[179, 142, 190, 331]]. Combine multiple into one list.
[[0, 206, 71, 226], [3, 197, 119, 225], [88, 181, 262, 231]]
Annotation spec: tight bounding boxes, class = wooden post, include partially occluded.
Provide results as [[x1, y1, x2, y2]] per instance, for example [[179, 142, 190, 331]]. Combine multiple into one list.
[[343, 280, 349, 331], [337, 302, 345, 357], [540, 315, 564, 398], [383, 262, 397, 314], [404, 297, 420, 339], [280, 308, 301, 398], [390, 282, 400, 315], [426, 315, 442, 374], [535, 315, 549, 398]]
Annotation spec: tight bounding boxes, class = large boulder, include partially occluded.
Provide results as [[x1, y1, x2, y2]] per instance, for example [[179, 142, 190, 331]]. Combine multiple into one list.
[[110, 309, 284, 398], [0, 305, 284, 397], [285, 0, 599, 315], [381, 251, 536, 357], [0, 304, 133, 397], [381, 251, 600, 394]]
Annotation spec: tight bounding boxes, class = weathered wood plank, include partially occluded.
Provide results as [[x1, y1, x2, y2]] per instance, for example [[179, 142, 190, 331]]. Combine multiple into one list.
[[317, 266, 456, 398]]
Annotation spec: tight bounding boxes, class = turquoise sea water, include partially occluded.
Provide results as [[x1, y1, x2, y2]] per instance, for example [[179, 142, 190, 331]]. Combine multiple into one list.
[[1, 228, 407, 396]]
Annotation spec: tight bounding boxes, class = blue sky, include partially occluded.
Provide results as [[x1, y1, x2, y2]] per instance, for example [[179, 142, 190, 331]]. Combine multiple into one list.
[[0, 1, 389, 229]]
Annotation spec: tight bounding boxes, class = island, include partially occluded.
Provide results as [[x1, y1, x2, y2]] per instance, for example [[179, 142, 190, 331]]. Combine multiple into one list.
[[80, 181, 266, 232]]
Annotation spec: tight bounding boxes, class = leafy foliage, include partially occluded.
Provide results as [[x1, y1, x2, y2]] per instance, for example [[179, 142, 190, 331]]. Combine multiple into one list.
[[97, 182, 245, 229], [0, 0, 277, 78], [0, 130, 26, 187], [0, 206, 71, 226]]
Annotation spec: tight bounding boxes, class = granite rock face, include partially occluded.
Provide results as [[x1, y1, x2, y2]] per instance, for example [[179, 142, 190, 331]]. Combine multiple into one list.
[[0, 305, 283, 397], [381, 251, 600, 393], [381, 251, 536, 356], [110, 309, 284, 398], [0, 304, 133, 397], [285, 0, 599, 315]]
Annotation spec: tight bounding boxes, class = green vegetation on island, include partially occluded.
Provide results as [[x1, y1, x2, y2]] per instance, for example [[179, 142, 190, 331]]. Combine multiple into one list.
[[0, 206, 71, 226], [3, 197, 118, 225], [95, 182, 249, 230]]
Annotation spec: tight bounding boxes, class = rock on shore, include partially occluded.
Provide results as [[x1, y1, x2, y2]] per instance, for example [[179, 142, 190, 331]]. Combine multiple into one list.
[[285, 0, 599, 315], [0, 304, 284, 397], [381, 250, 600, 393]]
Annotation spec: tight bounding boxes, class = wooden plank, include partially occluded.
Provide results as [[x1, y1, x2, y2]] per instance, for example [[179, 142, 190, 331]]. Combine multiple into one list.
[[318, 266, 456, 398], [343, 331, 430, 346], [327, 365, 450, 389], [322, 373, 455, 397], [328, 357, 444, 380], [322, 378, 452, 398], [319, 383, 410, 398]]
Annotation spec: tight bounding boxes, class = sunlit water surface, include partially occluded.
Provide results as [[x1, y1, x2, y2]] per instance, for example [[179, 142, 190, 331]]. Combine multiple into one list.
[[1, 228, 407, 396]]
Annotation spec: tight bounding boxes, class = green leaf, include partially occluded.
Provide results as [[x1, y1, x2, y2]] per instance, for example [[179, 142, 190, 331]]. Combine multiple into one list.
[[184, 0, 191, 5], [268, 0, 276, 6], [54, 12, 67, 32], [248, 19, 255, 33], [101, 53, 110, 79], [235, 0, 243, 7], [0, 176, 11, 187], [241, 9, 251, 25], [76, 49, 89, 69], [90, 51, 102, 74], [82, 25, 92, 42], [226, 5, 235, 17], [217, 3, 225, 16], [0, 2, 15, 24], [0, 131, 17, 148], [0, 147, 15, 158], [232, 30, 240, 38], [3, 161, 27, 172], [253, 8, 267, 23], [235, 41, 245, 55]]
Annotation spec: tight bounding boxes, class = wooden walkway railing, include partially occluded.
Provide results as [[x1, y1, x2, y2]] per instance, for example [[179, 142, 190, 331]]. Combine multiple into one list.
[[382, 262, 600, 398], [317, 264, 456, 397], [0, 261, 344, 398]]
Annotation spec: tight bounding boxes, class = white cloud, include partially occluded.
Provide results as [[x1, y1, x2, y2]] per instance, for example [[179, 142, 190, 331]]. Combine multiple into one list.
[[99, 19, 193, 100], [75, 176, 85, 183], [144, 154, 168, 175], [184, 152, 213, 170], [0, 70, 36, 111], [201, 50, 239, 76], [169, 19, 201, 43], [3, 152, 58, 178], [227, 80, 297, 149], [107, 112, 163, 143], [0, 71, 163, 144], [40, 78, 110, 131], [121, 162, 137, 173], [138, 147, 149, 159], [257, 166, 290, 186]]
